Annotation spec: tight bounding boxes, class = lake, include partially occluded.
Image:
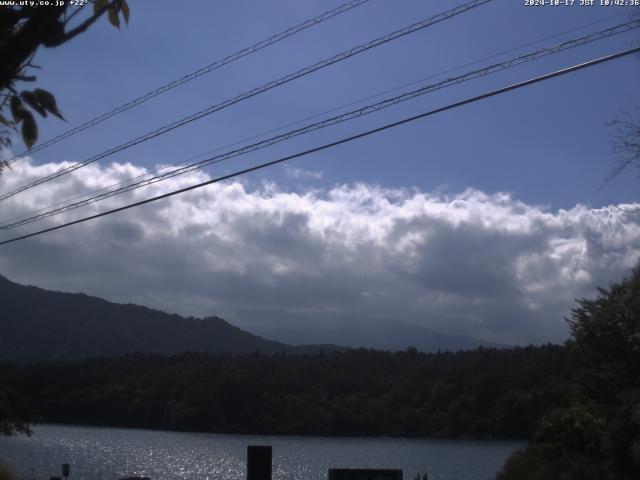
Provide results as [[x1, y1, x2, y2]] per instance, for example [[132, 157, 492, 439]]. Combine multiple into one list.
[[0, 425, 522, 480]]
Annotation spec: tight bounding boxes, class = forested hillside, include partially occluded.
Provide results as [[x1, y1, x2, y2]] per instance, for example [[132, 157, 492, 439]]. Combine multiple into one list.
[[0, 345, 573, 439], [0, 275, 294, 360]]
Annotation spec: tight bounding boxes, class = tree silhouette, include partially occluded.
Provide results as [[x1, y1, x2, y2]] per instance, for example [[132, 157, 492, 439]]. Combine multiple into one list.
[[605, 97, 640, 188], [0, 0, 130, 436], [498, 264, 640, 479], [0, 0, 130, 158]]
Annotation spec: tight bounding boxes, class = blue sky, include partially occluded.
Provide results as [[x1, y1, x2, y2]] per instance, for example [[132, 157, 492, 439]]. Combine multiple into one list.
[[1, 0, 639, 346], [22, 0, 640, 208]]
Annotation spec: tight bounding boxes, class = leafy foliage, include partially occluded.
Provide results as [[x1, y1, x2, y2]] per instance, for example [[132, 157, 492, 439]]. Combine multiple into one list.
[[0, 387, 32, 437], [498, 264, 640, 480], [533, 405, 605, 458], [0, 1, 130, 151]]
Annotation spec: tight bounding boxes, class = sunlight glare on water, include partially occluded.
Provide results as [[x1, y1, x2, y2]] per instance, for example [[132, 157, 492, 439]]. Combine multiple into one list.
[[0, 425, 522, 479]]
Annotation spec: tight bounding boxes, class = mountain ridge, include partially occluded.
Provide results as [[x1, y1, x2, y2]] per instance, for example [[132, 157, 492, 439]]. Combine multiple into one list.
[[0, 274, 502, 361], [245, 312, 506, 352], [0, 274, 297, 361]]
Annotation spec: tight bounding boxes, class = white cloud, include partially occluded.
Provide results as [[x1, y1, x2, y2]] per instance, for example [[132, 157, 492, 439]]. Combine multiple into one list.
[[0, 159, 638, 345], [284, 166, 324, 181]]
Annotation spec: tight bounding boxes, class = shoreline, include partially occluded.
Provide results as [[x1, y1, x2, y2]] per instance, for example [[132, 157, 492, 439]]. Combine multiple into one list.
[[18, 422, 527, 444]]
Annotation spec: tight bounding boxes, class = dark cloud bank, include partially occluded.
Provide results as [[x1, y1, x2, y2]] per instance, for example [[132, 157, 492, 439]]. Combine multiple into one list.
[[1, 160, 638, 346]]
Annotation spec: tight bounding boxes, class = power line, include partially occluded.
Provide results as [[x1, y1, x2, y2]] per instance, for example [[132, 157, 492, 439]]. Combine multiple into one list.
[[0, 0, 493, 203], [2, 19, 638, 231], [1, 46, 636, 247], [5, 0, 373, 164], [2, 9, 629, 229]]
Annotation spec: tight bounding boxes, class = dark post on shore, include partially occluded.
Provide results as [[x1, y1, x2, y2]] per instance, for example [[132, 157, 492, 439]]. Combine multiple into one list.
[[247, 445, 272, 480]]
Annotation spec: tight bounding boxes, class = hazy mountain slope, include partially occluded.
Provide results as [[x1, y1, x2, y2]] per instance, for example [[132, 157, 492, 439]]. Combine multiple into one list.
[[0, 275, 291, 361], [0, 274, 501, 361], [246, 314, 506, 352]]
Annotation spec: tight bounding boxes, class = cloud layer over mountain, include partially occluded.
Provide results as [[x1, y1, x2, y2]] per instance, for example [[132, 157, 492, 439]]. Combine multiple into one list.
[[1, 159, 638, 344]]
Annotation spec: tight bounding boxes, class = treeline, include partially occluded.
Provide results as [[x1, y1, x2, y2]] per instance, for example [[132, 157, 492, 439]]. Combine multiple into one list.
[[497, 265, 640, 480], [0, 344, 574, 439]]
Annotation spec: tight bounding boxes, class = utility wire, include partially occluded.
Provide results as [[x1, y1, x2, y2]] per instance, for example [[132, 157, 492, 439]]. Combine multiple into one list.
[[1, 46, 637, 247], [5, 0, 373, 165], [2, 19, 638, 231], [0, 0, 493, 203], [2, 9, 630, 229]]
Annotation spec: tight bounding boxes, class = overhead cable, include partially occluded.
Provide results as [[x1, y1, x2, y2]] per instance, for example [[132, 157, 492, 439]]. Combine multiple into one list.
[[5, 0, 374, 164], [4, 8, 629, 229], [1, 46, 636, 247], [0, 0, 493, 203], [2, 19, 637, 231]]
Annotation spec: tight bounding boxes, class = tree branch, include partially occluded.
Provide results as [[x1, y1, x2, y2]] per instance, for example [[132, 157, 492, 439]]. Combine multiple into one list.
[[52, 0, 116, 47], [63, 4, 84, 26]]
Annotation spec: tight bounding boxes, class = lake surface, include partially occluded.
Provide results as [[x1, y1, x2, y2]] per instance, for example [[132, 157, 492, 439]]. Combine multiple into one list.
[[0, 424, 522, 480]]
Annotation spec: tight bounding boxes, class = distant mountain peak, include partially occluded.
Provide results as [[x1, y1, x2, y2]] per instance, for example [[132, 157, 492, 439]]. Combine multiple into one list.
[[0, 274, 502, 361], [0, 274, 296, 362]]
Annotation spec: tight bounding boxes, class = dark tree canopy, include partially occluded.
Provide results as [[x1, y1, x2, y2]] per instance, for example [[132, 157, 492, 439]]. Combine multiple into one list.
[[498, 264, 640, 480], [568, 263, 640, 394], [0, 345, 574, 439], [0, 387, 32, 437]]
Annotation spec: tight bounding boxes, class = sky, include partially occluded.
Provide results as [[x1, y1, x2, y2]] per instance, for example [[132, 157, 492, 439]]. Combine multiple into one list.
[[0, 0, 639, 346]]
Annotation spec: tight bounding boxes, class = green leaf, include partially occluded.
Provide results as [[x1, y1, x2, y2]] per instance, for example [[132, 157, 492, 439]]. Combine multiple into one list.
[[120, 0, 130, 25], [93, 0, 108, 15], [34, 88, 64, 120], [21, 90, 47, 118], [108, 5, 120, 29], [10, 96, 28, 123], [21, 111, 38, 150]]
